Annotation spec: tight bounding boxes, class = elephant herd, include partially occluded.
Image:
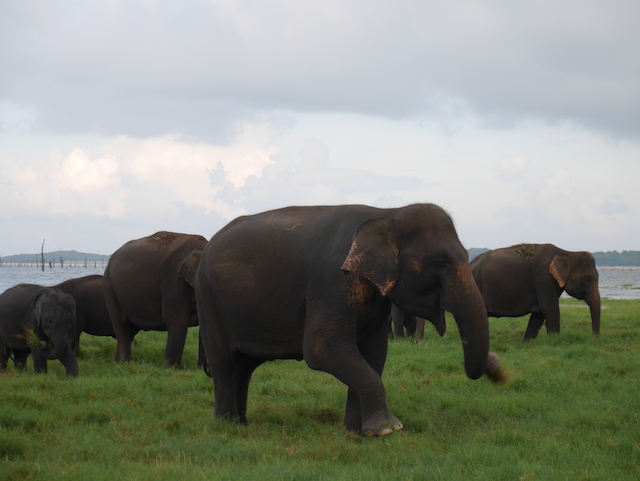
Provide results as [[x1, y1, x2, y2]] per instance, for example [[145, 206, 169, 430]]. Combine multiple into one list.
[[0, 203, 601, 437]]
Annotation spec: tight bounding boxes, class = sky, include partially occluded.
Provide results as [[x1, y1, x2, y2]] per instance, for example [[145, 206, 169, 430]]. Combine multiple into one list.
[[1, 0, 639, 256]]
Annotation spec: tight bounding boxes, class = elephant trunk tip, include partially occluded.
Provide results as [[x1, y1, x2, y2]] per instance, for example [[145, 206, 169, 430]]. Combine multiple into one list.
[[484, 351, 508, 384]]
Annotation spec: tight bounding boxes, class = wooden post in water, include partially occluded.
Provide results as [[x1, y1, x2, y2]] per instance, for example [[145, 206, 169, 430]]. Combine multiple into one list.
[[41, 239, 45, 272]]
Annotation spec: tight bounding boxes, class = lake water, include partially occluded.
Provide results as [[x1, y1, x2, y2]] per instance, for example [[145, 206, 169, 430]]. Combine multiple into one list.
[[1, 265, 639, 299]]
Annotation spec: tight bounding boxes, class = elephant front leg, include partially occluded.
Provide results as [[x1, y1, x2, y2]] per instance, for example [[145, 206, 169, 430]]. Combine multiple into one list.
[[58, 344, 79, 377], [164, 324, 188, 367], [30, 347, 48, 374], [304, 320, 402, 437], [523, 312, 545, 340]]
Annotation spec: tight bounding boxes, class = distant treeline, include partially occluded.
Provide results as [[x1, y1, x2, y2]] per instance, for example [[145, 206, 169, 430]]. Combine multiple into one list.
[[0, 250, 110, 267], [1, 248, 639, 268], [467, 247, 640, 266], [590, 251, 640, 267]]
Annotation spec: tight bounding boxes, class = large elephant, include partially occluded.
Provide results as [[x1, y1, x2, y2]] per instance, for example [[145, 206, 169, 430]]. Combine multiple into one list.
[[195, 203, 492, 436], [53, 275, 115, 348], [103, 231, 206, 367], [0, 284, 79, 376], [470, 243, 601, 340]]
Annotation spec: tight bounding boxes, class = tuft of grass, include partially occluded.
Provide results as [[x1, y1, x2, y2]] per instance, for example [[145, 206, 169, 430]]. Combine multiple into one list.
[[1, 300, 640, 480], [21, 326, 42, 348]]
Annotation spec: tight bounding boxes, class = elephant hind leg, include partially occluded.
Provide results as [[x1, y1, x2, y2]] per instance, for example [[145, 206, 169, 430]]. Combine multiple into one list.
[[234, 356, 264, 424], [114, 322, 140, 363], [524, 312, 545, 341], [0, 339, 8, 370]]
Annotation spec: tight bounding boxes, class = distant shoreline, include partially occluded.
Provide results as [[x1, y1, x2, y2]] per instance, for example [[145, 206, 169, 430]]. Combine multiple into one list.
[[598, 266, 640, 270]]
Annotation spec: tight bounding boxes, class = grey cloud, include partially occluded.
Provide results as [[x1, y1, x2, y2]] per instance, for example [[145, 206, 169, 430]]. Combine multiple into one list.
[[1, 1, 639, 140], [208, 162, 227, 188], [600, 197, 633, 216], [214, 152, 435, 214]]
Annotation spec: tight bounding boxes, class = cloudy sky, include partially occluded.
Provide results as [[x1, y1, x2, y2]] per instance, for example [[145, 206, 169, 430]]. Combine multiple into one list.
[[1, 0, 639, 256]]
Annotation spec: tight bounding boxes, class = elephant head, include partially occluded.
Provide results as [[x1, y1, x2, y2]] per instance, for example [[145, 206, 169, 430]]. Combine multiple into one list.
[[342, 204, 490, 379], [33, 291, 79, 376], [549, 252, 601, 335]]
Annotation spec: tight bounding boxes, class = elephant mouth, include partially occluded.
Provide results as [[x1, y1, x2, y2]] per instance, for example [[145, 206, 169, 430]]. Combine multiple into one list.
[[21, 327, 47, 348]]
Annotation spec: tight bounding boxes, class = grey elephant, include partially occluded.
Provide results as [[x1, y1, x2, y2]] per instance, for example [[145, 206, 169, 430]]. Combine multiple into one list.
[[470, 243, 601, 340], [103, 231, 206, 367], [0, 284, 79, 376], [53, 275, 115, 349], [196, 203, 494, 436], [390, 297, 446, 340]]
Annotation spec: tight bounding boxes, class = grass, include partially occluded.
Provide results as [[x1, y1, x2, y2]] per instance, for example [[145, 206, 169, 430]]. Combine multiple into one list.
[[1, 298, 639, 480]]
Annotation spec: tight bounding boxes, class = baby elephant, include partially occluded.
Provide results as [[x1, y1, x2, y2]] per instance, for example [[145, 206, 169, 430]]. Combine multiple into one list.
[[0, 284, 79, 376]]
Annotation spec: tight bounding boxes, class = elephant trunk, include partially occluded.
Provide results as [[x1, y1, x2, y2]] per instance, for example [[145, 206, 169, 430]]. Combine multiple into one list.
[[37, 331, 79, 375], [443, 264, 490, 380], [587, 286, 601, 335], [37, 332, 66, 361]]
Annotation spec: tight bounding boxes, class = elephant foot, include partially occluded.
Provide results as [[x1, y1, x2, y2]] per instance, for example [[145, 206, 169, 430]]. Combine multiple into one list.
[[362, 412, 403, 437]]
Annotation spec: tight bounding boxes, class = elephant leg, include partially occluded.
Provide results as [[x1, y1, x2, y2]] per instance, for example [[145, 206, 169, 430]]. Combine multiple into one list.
[[210, 352, 244, 421], [415, 318, 425, 341], [162, 297, 191, 367], [234, 355, 264, 424], [197, 329, 208, 370], [543, 303, 561, 335], [305, 315, 401, 436], [523, 312, 545, 341], [12, 348, 29, 370], [391, 305, 405, 337], [30, 347, 48, 374], [0, 340, 8, 370], [58, 344, 79, 377], [113, 322, 140, 363]]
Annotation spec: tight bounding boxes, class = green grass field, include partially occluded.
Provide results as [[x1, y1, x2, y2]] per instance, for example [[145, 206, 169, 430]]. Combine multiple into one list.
[[1, 298, 639, 480]]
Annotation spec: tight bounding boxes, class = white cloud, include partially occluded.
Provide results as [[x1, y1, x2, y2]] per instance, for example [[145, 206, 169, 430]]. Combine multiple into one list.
[[494, 156, 529, 183], [51, 148, 120, 196]]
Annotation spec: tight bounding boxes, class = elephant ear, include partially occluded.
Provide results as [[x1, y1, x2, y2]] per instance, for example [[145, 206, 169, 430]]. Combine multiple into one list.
[[341, 218, 399, 296], [30, 292, 47, 327], [549, 254, 571, 288], [179, 250, 203, 288]]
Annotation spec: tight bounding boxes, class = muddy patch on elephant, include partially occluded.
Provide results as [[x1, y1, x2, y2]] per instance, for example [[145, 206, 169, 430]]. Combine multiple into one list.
[[345, 275, 377, 309], [508, 244, 536, 259], [150, 232, 179, 248]]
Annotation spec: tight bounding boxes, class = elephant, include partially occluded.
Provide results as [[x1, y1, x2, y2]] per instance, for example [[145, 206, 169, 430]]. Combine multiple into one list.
[[389, 297, 446, 340], [195, 203, 493, 437], [52, 275, 115, 348], [103, 231, 207, 367], [0, 284, 79, 376], [470, 243, 601, 341], [390, 305, 426, 339]]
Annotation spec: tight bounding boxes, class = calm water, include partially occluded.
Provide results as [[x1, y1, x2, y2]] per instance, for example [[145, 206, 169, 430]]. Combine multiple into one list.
[[0, 265, 639, 299], [0, 265, 106, 293]]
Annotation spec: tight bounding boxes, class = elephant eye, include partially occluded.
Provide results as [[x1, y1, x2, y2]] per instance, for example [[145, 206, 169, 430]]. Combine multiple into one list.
[[45, 318, 53, 326], [432, 257, 448, 269]]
